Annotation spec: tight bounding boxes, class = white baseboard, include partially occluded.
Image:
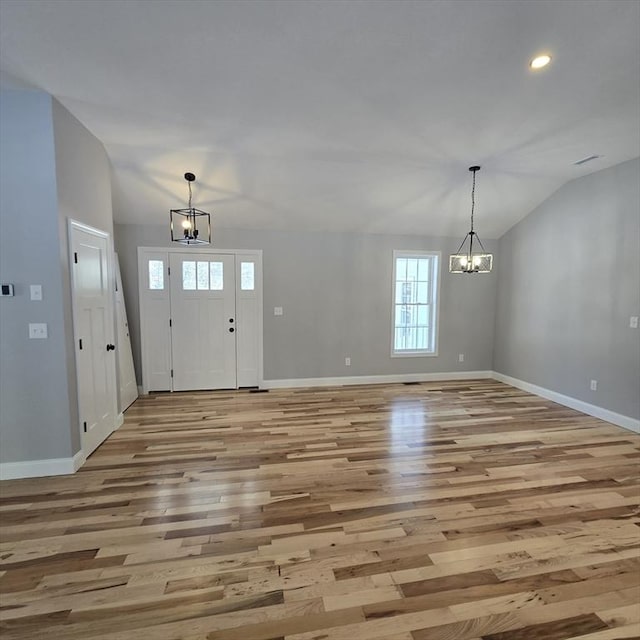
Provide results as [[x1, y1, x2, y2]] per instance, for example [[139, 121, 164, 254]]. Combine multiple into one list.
[[491, 371, 640, 434], [0, 450, 85, 481], [263, 370, 493, 390], [115, 412, 124, 429]]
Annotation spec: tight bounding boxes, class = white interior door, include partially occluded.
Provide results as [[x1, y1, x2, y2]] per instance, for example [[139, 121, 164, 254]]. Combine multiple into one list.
[[169, 252, 237, 390], [115, 253, 138, 411], [70, 223, 118, 457]]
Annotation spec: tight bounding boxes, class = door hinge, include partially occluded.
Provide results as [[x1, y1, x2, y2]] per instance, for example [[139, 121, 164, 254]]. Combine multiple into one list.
[[170, 369, 174, 377], [74, 252, 78, 264], [83, 421, 87, 433], [79, 338, 83, 350], [169, 318, 172, 327], [168, 266, 171, 276]]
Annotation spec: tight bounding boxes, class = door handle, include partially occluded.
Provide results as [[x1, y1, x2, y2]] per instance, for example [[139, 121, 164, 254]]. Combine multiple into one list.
[[106, 344, 115, 351], [229, 327, 235, 333]]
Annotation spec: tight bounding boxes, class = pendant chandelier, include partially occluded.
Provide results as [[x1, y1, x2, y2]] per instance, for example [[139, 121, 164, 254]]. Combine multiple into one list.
[[449, 165, 493, 273], [170, 172, 211, 245]]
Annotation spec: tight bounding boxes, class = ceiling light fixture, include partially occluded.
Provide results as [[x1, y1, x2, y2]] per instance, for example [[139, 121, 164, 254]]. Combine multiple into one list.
[[530, 54, 552, 69], [170, 172, 211, 245], [449, 166, 493, 274]]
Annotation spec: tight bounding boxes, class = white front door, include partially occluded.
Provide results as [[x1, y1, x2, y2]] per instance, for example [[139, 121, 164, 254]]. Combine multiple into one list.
[[169, 253, 237, 391], [70, 223, 118, 457]]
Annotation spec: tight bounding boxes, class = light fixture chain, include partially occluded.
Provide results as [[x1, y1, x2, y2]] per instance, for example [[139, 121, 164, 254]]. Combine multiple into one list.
[[470, 168, 476, 233], [188, 180, 193, 210]]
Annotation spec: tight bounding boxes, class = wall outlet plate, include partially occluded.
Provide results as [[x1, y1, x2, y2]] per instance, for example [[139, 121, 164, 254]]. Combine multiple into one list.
[[30, 284, 43, 301], [29, 323, 48, 339]]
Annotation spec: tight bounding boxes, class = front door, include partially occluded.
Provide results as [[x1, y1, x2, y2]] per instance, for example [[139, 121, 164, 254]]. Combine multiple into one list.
[[169, 253, 237, 390], [70, 223, 118, 457]]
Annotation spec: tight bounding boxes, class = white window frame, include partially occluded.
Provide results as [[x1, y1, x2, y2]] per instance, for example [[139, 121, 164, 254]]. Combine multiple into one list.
[[391, 250, 441, 357]]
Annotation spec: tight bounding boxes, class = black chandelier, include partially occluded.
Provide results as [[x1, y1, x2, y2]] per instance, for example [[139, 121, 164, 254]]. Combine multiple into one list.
[[449, 165, 493, 273], [170, 172, 211, 245]]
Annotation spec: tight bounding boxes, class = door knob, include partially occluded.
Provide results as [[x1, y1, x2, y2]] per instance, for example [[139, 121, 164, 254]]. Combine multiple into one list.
[[229, 318, 234, 323], [106, 343, 115, 351], [229, 327, 235, 333]]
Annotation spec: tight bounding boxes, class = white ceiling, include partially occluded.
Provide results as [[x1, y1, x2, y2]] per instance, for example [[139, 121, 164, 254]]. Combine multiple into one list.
[[1, 0, 639, 238]]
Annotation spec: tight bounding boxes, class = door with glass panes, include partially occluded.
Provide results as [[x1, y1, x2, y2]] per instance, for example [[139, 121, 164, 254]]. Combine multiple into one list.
[[169, 253, 237, 390], [139, 248, 262, 393]]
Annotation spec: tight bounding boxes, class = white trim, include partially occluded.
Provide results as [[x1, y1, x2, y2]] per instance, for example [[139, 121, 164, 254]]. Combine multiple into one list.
[[1, 452, 79, 480], [115, 412, 124, 429], [73, 449, 87, 472], [491, 371, 640, 434], [137, 385, 146, 396], [263, 370, 493, 389]]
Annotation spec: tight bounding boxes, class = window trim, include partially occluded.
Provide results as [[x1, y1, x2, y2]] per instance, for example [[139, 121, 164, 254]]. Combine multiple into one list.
[[390, 249, 441, 358]]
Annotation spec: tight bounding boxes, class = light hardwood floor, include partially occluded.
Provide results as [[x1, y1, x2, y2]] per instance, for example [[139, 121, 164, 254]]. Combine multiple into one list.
[[1, 380, 639, 640]]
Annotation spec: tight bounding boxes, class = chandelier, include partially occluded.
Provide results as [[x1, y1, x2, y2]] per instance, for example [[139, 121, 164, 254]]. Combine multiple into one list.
[[449, 165, 493, 273], [170, 172, 211, 245]]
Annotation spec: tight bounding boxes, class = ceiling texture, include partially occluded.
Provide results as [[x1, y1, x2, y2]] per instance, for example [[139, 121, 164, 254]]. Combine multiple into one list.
[[1, 0, 639, 238]]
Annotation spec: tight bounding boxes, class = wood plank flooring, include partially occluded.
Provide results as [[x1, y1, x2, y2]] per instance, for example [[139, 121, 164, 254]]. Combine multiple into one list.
[[1, 380, 639, 639]]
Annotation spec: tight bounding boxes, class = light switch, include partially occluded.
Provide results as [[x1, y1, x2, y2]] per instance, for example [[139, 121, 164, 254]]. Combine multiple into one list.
[[274, 307, 283, 316], [30, 285, 42, 301], [630, 316, 639, 329], [29, 323, 48, 339]]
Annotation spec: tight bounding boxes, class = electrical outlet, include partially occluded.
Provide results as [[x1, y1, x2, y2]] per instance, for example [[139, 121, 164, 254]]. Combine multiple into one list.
[[29, 323, 48, 339], [30, 284, 43, 301], [458, 353, 464, 362], [590, 379, 598, 391], [345, 357, 351, 366], [630, 316, 639, 328]]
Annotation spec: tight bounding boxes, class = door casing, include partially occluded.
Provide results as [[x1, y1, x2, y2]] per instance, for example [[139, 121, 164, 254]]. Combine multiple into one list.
[[138, 247, 263, 394]]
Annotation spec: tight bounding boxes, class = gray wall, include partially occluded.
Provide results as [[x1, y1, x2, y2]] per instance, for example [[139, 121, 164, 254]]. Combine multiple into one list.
[[0, 90, 114, 464], [52, 98, 115, 454], [114, 225, 498, 383], [0, 90, 73, 462], [494, 158, 640, 420]]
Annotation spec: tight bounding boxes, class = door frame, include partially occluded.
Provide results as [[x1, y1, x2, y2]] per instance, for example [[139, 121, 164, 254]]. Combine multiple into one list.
[[138, 246, 264, 393], [68, 219, 120, 459]]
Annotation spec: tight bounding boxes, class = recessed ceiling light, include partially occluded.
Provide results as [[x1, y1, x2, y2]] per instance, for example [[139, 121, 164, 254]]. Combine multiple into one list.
[[530, 54, 552, 70]]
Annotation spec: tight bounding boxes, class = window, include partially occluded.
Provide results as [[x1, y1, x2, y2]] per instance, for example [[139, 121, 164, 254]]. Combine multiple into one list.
[[182, 260, 223, 290], [392, 251, 440, 355], [240, 262, 255, 290], [148, 260, 164, 290]]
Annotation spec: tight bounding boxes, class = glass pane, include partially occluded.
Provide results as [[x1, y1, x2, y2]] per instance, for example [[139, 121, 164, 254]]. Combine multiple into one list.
[[197, 261, 209, 290], [396, 258, 407, 281], [416, 327, 427, 350], [417, 258, 429, 282], [182, 261, 196, 290], [407, 258, 418, 282], [417, 282, 429, 304], [417, 305, 429, 326], [148, 260, 164, 290], [210, 262, 223, 290], [241, 262, 255, 290]]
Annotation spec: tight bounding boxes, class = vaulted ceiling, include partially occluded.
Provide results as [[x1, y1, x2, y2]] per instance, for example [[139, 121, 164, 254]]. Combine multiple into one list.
[[1, 0, 638, 238]]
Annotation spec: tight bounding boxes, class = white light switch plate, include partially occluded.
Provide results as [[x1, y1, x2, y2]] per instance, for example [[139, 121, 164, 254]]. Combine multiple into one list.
[[30, 284, 43, 301], [274, 307, 283, 316], [630, 316, 639, 328], [29, 323, 48, 339]]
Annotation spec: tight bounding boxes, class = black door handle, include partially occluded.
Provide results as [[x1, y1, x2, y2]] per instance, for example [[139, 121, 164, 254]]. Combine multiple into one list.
[[229, 327, 235, 333], [229, 318, 234, 323], [106, 344, 115, 351]]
